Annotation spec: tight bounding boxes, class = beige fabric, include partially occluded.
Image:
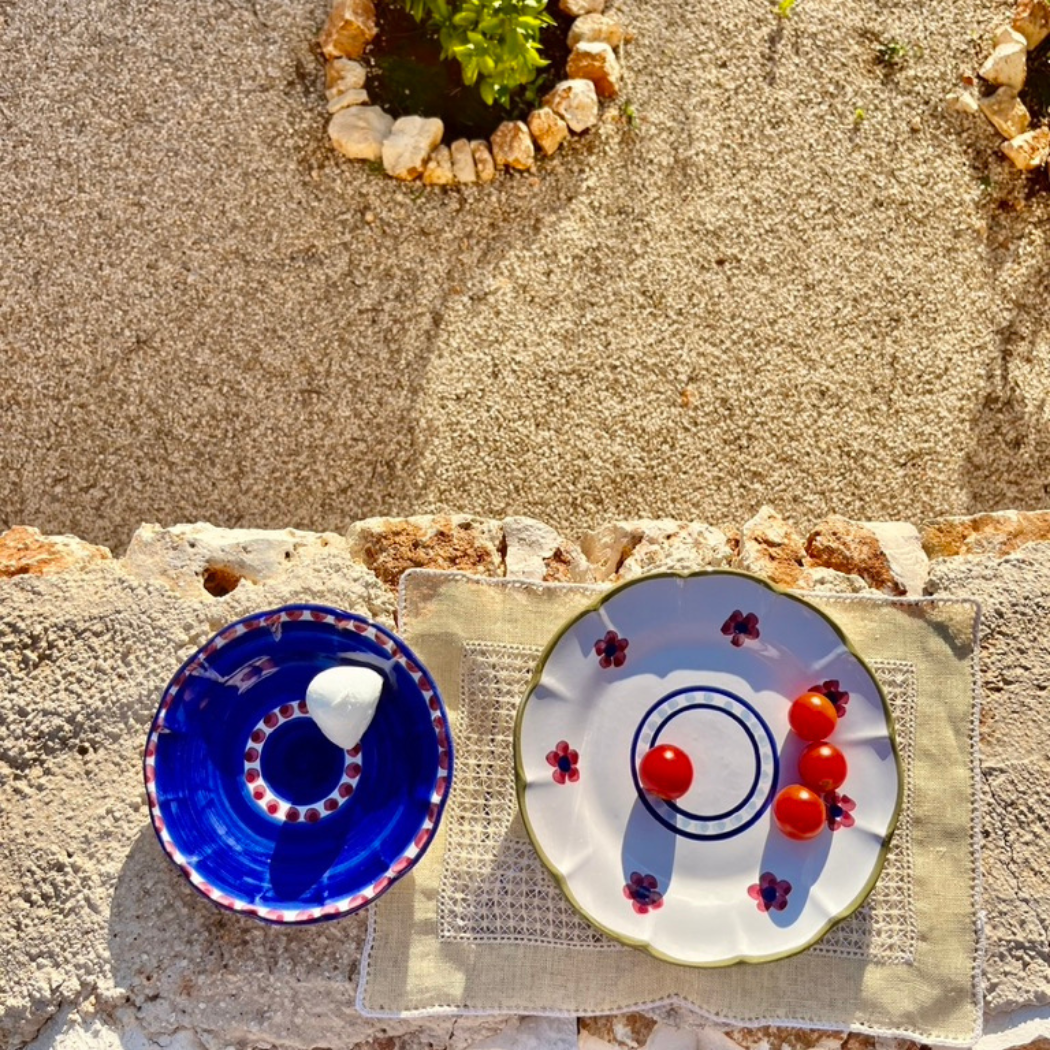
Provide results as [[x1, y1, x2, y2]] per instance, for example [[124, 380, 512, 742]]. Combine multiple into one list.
[[439, 642, 918, 964], [360, 572, 980, 1046]]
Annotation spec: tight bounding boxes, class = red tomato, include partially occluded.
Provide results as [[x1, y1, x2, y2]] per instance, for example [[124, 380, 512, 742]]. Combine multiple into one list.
[[772, 785, 826, 840], [788, 692, 838, 741], [639, 745, 694, 801], [798, 741, 848, 793]]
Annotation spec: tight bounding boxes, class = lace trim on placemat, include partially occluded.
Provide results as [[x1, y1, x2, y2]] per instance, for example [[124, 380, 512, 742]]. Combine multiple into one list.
[[436, 643, 917, 964]]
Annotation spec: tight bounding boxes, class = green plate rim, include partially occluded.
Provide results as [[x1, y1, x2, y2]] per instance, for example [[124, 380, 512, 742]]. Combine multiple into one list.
[[512, 568, 905, 968]]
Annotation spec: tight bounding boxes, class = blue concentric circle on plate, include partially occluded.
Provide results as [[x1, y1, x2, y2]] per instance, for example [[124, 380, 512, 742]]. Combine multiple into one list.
[[143, 604, 453, 923], [630, 686, 779, 840]]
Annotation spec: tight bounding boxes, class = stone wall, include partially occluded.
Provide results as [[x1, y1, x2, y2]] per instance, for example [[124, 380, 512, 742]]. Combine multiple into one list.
[[2, 508, 1050, 1050]]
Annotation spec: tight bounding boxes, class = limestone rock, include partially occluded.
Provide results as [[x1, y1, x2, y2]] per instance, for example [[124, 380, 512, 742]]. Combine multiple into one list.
[[566, 41, 622, 98], [1013, 0, 1050, 49], [328, 105, 393, 161], [645, 1025, 700, 1050], [345, 514, 504, 588], [542, 79, 599, 133], [1002, 125, 1050, 169], [568, 13, 625, 48], [994, 24, 1029, 46], [450, 138, 477, 183], [527, 107, 569, 156], [503, 516, 593, 582], [123, 522, 354, 599], [979, 40, 1027, 91], [946, 89, 980, 114], [466, 1016, 579, 1050], [978, 87, 1031, 138], [805, 516, 927, 595], [732, 506, 808, 588], [0, 526, 111, 578], [326, 87, 369, 113], [470, 139, 497, 182], [490, 120, 535, 170], [559, 0, 604, 14], [382, 115, 444, 180], [805, 566, 872, 594], [579, 1015, 657, 1049], [319, 0, 377, 60], [581, 520, 734, 581], [922, 509, 1050, 559], [325, 57, 366, 98], [423, 144, 455, 185]]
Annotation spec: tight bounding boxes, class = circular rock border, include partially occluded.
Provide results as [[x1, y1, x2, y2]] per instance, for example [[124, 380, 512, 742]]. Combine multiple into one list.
[[947, 0, 1050, 172], [318, 0, 632, 183]]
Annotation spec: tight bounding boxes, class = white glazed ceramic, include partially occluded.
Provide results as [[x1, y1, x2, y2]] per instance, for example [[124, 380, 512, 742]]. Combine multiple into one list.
[[514, 571, 903, 966]]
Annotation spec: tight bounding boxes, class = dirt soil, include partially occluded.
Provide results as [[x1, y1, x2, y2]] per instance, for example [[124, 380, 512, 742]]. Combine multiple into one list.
[[1, 0, 1048, 552]]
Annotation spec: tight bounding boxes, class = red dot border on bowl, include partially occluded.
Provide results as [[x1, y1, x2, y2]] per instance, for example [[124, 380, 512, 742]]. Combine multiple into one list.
[[143, 606, 451, 924]]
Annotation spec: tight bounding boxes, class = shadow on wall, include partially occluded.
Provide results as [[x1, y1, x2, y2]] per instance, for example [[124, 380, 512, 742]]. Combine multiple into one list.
[[107, 826, 368, 1031], [964, 243, 1050, 513]]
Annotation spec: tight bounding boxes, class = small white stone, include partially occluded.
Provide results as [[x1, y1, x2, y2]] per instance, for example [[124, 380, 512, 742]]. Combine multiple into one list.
[[542, 78, 599, 133], [560, 0, 604, 14], [946, 89, 980, 115], [1013, 0, 1050, 49], [979, 86, 1031, 138], [326, 87, 369, 113], [490, 120, 534, 170], [422, 144, 455, 185], [568, 12, 625, 48], [382, 115, 444, 180], [328, 106, 394, 161], [1001, 126, 1050, 170], [994, 24, 1028, 47], [450, 138, 477, 183], [325, 57, 367, 99], [470, 140, 497, 182], [566, 41, 622, 98], [306, 666, 383, 748], [527, 107, 569, 156], [979, 40, 1027, 91]]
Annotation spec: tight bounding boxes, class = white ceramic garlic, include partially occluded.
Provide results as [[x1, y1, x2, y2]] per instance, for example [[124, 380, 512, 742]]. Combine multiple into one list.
[[305, 665, 384, 749]]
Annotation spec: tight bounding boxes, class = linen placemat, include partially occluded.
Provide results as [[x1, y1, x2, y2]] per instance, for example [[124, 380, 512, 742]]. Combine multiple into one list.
[[358, 571, 982, 1046]]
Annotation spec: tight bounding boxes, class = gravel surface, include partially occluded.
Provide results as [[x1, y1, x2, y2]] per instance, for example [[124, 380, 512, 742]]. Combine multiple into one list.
[[1, 0, 1048, 551]]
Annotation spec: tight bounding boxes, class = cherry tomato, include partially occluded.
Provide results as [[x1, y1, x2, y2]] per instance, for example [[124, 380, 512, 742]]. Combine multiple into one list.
[[788, 692, 838, 741], [639, 744, 694, 801], [772, 784, 826, 840], [798, 741, 848, 793]]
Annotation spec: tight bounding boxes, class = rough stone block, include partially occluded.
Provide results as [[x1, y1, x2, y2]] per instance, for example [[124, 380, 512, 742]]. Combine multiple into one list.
[[922, 509, 1050, 559], [345, 514, 503, 589], [318, 0, 377, 59], [503, 515, 592, 581], [0, 526, 111, 578]]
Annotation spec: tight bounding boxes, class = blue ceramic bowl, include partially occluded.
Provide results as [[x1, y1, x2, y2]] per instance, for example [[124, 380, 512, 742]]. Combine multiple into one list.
[[144, 605, 452, 923]]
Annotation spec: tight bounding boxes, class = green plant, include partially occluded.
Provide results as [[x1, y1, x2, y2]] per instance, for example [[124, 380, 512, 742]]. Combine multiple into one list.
[[875, 39, 910, 67], [399, 0, 554, 106], [622, 99, 638, 128], [853, 106, 866, 125], [774, 0, 798, 19]]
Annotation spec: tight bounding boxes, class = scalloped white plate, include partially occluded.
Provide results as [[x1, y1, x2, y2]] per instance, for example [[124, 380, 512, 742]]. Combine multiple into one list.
[[514, 571, 902, 966]]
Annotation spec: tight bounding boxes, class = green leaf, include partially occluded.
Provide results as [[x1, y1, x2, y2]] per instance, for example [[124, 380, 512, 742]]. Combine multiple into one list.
[[479, 79, 495, 104]]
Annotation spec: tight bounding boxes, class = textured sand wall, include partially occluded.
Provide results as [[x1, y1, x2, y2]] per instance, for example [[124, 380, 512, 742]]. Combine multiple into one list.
[[1, 0, 1048, 551]]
